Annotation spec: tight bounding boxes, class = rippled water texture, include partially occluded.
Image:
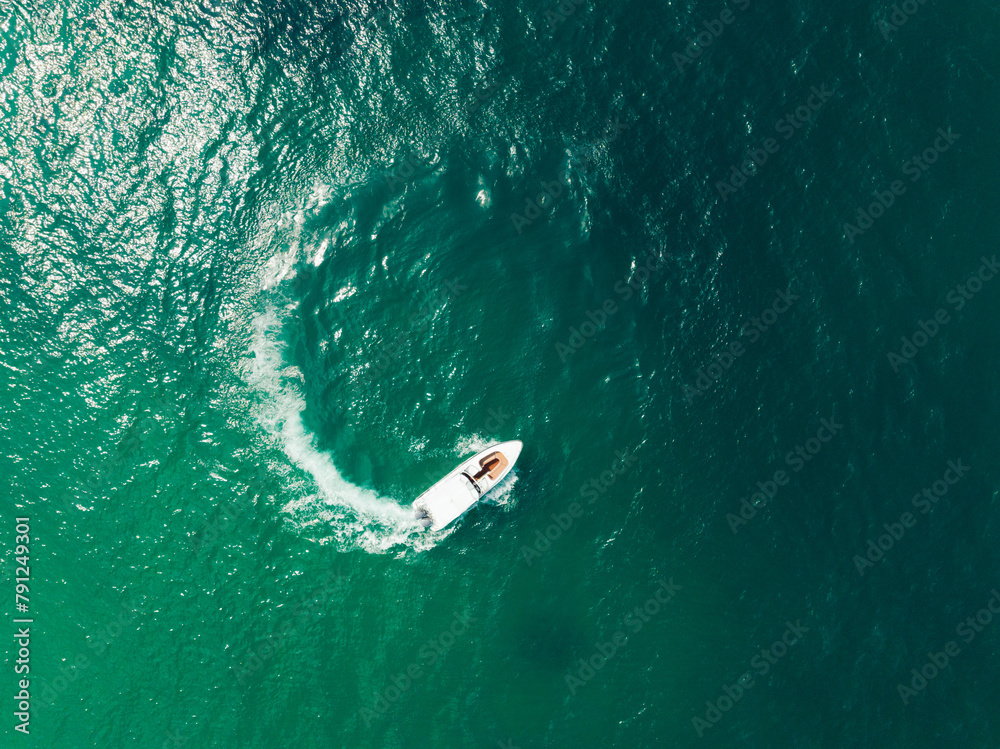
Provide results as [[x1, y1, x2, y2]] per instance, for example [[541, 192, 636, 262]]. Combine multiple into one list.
[[3, 0, 1000, 746]]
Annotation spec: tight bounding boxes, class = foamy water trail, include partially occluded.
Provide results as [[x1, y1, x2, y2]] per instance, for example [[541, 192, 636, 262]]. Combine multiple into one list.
[[246, 306, 443, 554]]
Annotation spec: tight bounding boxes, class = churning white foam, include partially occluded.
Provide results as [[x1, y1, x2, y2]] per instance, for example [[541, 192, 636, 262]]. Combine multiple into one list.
[[246, 306, 443, 554]]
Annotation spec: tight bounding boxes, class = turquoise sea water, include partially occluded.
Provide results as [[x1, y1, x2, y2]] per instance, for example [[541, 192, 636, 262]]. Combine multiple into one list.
[[3, 0, 1000, 746]]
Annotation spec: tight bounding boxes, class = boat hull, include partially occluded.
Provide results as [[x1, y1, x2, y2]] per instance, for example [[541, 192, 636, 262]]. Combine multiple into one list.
[[412, 441, 523, 531]]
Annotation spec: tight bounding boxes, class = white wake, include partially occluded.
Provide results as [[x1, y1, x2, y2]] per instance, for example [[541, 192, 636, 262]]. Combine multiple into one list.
[[246, 306, 444, 555]]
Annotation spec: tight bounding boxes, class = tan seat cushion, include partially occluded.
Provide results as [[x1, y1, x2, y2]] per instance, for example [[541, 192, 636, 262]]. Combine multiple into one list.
[[481, 452, 508, 480]]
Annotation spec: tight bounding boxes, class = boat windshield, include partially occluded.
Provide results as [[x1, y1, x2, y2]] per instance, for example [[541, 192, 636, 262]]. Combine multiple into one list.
[[460, 471, 483, 495]]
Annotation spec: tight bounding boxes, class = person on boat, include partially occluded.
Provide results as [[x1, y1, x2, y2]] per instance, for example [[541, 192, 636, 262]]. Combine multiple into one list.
[[473, 456, 501, 481]]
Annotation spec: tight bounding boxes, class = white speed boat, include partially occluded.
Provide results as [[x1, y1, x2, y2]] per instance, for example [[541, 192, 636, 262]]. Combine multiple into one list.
[[412, 441, 523, 531]]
